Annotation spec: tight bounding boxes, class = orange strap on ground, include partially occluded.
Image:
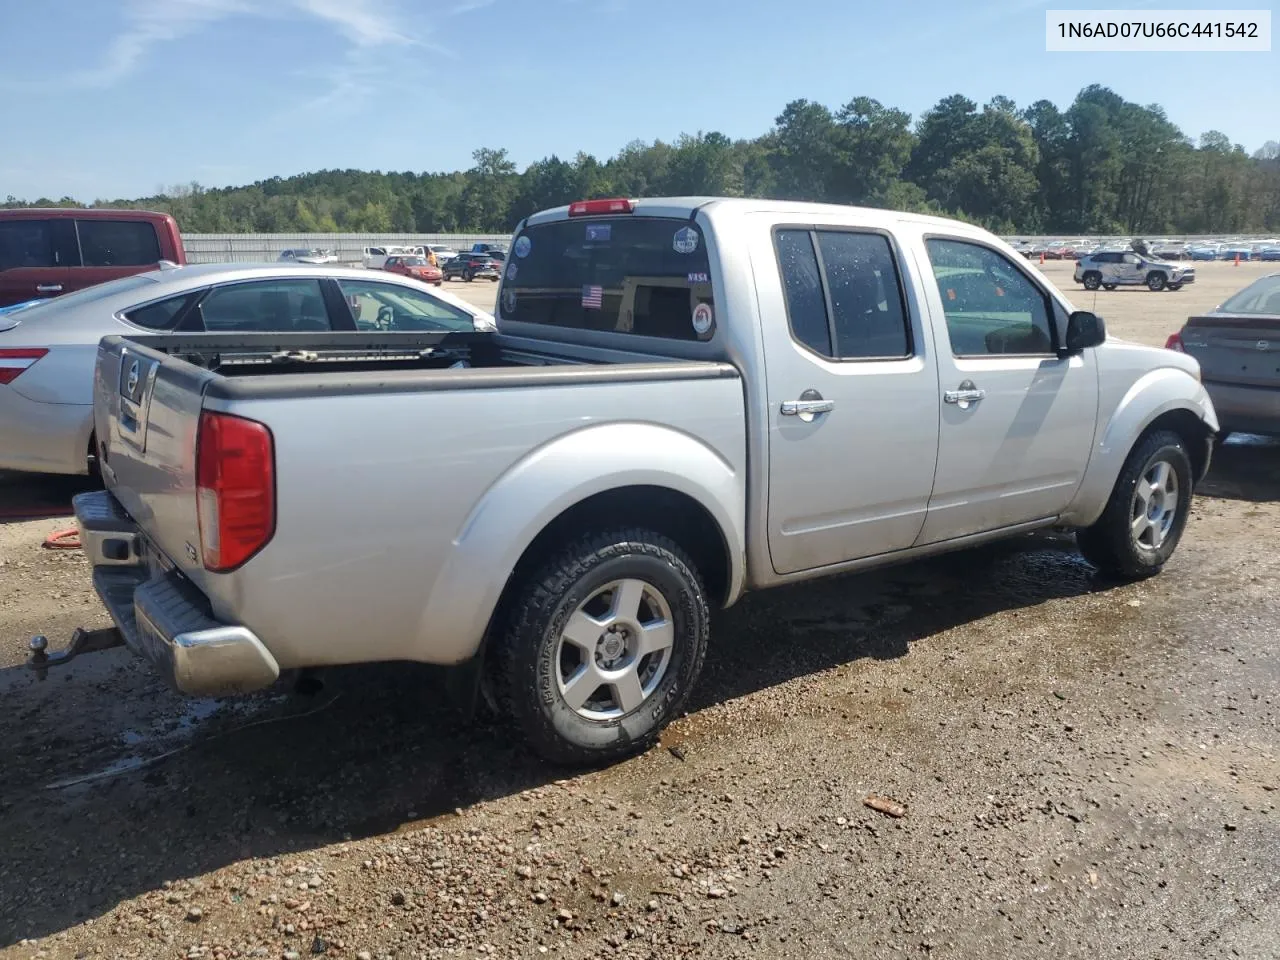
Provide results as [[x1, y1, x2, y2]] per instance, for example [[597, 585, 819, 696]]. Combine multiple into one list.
[[42, 528, 82, 550]]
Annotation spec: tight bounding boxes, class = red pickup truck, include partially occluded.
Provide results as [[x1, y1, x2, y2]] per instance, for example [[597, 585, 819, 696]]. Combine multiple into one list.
[[0, 208, 185, 307]]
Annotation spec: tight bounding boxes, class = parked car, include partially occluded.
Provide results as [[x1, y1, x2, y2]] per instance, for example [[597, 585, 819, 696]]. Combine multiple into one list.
[[0, 208, 185, 308], [383, 254, 443, 286], [48, 196, 1216, 766], [278, 248, 338, 264], [428, 245, 459, 265], [362, 245, 427, 269], [1220, 244, 1253, 261], [1258, 245, 1280, 262], [471, 242, 507, 257], [0, 263, 494, 475], [443, 252, 502, 281], [0, 297, 49, 317], [1188, 244, 1222, 261], [1166, 272, 1280, 440], [1074, 250, 1194, 291], [1152, 241, 1187, 260]]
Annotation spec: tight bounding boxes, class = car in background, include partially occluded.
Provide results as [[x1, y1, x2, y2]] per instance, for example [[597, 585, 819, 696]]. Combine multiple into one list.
[[382, 254, 443, 286], [362, 244, 426, 269], [1166, 272, 1280, 439], [428, 245, 459, 265], [0, 208, 185, 308], [1220, 244, 1253, 261], [278, 247, 339, 264], [442, 251, 502, 282], [1152, 241, 1187, 260], [1258, 245, 1280, 262], [1074, 250, 1194, 291], [0, 297, 49, 317], [1187, 243, 1222, 261], [0, 263, 494, 475]]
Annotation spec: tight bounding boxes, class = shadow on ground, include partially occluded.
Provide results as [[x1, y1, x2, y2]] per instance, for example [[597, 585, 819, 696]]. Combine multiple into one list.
[[0, 534, 1110, 944], [0, 470, 98, 522], [1199, 433, 1280, 503]]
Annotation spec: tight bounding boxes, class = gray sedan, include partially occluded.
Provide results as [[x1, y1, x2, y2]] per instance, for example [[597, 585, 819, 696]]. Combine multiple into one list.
[[0, 262, 495, 475], [1167, 272, 1280, 439]]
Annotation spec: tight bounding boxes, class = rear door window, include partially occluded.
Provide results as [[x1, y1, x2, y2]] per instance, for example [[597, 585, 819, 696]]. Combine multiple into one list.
[[0, 220, 55, 269], [196, 278, 331, 332], [77, 220, 162, 267], [501, 217, 715, 341]]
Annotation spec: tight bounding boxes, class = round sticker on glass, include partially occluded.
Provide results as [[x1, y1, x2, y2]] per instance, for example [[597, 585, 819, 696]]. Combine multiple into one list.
[[513, 235, 532, 258], [691, 302, 714, 336], [502, 288, 518, 315], [673, 226, 699, 255], [505, 262, 518, 281]]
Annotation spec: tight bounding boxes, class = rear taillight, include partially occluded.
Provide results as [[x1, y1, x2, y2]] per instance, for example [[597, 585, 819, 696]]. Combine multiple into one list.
[[1165, 333, 1185, 352], [0, 348, 48, 385], [568, 198, 633, 216], [196, 410, 275, 572]]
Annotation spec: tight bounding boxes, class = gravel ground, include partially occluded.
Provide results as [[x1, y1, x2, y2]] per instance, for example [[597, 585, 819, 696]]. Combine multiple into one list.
[[0, 261, 1277, 960]]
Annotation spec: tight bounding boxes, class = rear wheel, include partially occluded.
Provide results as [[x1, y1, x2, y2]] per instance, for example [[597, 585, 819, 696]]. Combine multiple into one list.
[[1167, 283, 1182, 291], [490, 528, 710, 766], [464, 269, 474, 282], [1102, 284, 1117, 291], [1146, 272, 1166, 292], [1076, 429, 1192, 580], [1082, 271, 1102, 291]]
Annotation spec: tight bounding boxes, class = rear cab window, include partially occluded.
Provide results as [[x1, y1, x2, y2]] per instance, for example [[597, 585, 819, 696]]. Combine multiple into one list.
[[500, 217, 715, 342]]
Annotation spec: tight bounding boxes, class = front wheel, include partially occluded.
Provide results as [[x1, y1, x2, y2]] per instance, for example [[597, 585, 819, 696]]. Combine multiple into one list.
[[1076, 429, 1193, 580], [1082, 271, 1102, 291], [464, 270, 474, 282], [1146, 272, 1166, 292], [1103, 284, 1117, 291], [1166, 283, 1182, 291], [490, 528, 710, 765]]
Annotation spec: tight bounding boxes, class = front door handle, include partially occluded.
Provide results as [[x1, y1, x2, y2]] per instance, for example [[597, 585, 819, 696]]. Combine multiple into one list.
[[943, 380, 986, 408], [36, 284, 63, 293], [781, 389, 834, 422]]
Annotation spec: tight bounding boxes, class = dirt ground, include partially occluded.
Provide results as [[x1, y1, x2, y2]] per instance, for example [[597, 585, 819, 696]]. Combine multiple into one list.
[[0, 261, 1277, 960]]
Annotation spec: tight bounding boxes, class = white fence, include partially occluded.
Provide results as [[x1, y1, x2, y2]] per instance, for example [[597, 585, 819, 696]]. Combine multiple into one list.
[[182, 233, 512, 265]]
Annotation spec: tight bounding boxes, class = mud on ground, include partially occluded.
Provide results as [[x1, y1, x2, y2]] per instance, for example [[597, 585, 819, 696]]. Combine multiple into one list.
[[0, 262, 1277, 959]]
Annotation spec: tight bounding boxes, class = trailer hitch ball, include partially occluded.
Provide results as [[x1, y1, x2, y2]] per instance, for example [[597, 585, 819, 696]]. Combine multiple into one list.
[[29, 635, 50, 680]]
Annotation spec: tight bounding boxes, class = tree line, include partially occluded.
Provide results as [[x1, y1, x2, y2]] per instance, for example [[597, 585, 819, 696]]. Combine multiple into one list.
[[6, 85, 1278, 236]]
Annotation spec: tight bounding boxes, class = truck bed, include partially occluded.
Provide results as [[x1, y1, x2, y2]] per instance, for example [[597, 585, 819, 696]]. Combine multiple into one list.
[[91, 330, 746, 673]]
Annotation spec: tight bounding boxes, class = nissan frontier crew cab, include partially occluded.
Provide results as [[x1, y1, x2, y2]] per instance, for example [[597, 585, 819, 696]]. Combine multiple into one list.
[[41, 197, 1218, 766]]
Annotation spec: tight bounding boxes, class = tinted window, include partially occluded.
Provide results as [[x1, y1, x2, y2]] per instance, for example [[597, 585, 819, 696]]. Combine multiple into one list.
[[776, 229, 831, 356], [925, 239, 1055, 356], [197, 278, 330, 332], [1218, 275, 1280, 315], [126, 292, 200, 330], [77, 220, 162, 267], [336, 278, 474, 332], [815, 231, 909, 359], [502, 218, 713, 341], [0, 220, 54, 269]]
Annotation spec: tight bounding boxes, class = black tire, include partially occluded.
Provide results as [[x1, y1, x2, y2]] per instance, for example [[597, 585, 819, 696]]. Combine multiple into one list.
[[1167, 283, 1182, 291], [1076, 429, 1193, 580], [1103, 284, 1117, 291], [491, 528, 710, 766], [1146, 272, 1166, 292], [464, 270, 474, 282], [1082, 271, 1102, 291]]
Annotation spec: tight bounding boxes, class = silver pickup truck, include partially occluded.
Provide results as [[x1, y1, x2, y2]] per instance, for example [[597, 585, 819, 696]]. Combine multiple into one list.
[[40, 197, 1218, 765]]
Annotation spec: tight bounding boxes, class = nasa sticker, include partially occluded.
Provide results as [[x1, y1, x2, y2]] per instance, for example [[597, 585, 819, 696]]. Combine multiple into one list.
[[692, 302, 714, 336], [502, 288, 518, 314], [505, 262, 518, 281], [673, 226, 699, 255], [513, 235, 532, 258]]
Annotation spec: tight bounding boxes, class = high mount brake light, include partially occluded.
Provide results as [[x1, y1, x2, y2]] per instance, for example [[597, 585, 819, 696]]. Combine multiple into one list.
[[568, 198, 634, 217]]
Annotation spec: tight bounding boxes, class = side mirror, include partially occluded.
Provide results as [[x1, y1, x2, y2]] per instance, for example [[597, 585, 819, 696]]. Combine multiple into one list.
[[1062, 310, 1106, 356]]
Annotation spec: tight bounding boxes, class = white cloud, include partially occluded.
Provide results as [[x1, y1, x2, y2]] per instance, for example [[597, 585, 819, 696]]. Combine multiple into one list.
[[451, 0, 499, 13], [53, 0, 422, 88]]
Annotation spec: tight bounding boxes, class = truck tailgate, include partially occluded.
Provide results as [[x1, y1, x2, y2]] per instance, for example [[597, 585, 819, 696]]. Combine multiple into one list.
[[93, 337, 212, 579]]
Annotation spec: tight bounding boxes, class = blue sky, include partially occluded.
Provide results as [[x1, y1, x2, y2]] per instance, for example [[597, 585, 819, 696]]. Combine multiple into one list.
[[0, 0, 1275, 201]]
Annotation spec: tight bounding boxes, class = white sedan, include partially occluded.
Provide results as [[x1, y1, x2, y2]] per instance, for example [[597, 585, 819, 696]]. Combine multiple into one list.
[[0, 262, 494, 475]]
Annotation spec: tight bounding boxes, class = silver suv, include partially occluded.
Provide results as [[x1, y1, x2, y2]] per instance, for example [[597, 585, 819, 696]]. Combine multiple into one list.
[[1074, 250, 1194, 292]]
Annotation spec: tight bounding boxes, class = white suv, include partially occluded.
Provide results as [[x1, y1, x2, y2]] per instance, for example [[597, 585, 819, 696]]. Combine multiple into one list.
[[1074, 251, 1194, 292]]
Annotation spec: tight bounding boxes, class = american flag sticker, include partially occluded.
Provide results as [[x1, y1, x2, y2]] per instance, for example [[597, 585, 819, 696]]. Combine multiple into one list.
[[582, 284, 603, 309]]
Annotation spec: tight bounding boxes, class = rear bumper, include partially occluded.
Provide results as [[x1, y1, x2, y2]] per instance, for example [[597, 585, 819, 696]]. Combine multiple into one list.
[[1202, 380, 1280, 435], [75, 489, 280, 696], [0, 390, 92, 474]]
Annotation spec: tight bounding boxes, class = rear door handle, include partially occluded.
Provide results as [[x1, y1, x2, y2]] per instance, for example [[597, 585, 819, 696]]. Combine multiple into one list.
[[36, 284, 63, 293]]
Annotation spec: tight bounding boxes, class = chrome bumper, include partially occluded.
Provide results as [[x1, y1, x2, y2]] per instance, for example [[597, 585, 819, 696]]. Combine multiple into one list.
[[73, 490, 280, 696]]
